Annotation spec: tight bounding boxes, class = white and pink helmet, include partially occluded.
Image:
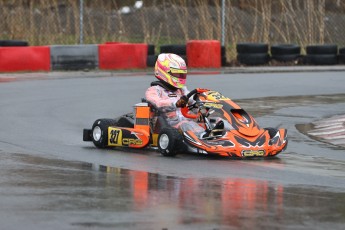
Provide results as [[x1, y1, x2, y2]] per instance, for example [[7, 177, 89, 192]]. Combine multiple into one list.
[[154, 53, 187, 89]]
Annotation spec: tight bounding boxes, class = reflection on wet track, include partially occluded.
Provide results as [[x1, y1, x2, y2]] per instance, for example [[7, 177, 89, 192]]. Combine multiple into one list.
[[0, 152, 344, 230]]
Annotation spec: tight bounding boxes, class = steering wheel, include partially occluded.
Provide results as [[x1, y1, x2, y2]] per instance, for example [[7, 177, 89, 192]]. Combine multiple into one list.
[[181, 88, 209, 119]]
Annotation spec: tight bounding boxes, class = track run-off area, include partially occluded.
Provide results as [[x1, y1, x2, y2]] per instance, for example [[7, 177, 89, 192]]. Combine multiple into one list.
[[0, 69, 344, 230]]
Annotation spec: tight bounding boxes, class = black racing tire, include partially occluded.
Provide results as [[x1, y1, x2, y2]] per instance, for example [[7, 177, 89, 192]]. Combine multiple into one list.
[[91, 119, 118, 148], [270, 44, 300, 55], [147, 55, 157, 67], [160, 44, 186, 55], [305, 54, 338, 65], [236, 43, 268, 54], [306, 44, 338, 55], [221, 56, 227, 66], [160, 45, 173, 53], [221, 46, 226, 56], [0, 40, 29, 46], [237, 53, 270, 65], [339, 47, 345, 55], [171, 45, 187, 55], [147, 44, 155, 55], [158, 127, 184, 157], [339, 54, 345, 64], [264, 127, 278, 139], [271, 54, 301, 62]]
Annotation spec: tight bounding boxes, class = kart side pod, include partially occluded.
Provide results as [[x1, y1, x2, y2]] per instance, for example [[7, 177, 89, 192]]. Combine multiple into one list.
[[134, 102, 150, 135], [104, 103, 151, 149]]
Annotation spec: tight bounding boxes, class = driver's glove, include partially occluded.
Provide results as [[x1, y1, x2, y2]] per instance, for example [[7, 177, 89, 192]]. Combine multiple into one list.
[[176, 95, 188, 108]]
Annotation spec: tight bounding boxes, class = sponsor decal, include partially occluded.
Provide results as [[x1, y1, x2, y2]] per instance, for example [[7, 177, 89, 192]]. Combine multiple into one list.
[[168, 93, 177, 97], [204, 102, 223, 109], [122, 138, 143, 145], [108, 128, 143, 146], [241, 150, 265, 157], [207, 91, 229, 100]]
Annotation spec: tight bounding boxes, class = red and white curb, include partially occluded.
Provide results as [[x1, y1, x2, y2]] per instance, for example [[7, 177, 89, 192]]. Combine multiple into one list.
[[308, 114, 345, 147]]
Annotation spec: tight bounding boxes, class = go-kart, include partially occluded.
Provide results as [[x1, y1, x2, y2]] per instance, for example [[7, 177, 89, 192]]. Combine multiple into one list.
[[83, 87, 288, 158]]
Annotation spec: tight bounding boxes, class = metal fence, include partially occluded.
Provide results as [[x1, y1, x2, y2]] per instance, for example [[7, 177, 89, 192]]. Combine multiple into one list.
[[1, 0, 345, 60]]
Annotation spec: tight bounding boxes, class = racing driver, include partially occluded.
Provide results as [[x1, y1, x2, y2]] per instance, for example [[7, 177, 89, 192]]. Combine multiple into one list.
[[145, 53, 204, 132]]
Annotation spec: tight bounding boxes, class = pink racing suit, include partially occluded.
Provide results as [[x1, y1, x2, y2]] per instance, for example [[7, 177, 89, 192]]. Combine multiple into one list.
[[145, 84, 204, 133]]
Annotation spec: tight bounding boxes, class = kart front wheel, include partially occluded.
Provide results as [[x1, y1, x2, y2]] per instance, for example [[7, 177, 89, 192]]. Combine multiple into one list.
[[91, 119, 117, 148], [158, 127, 183, 157]]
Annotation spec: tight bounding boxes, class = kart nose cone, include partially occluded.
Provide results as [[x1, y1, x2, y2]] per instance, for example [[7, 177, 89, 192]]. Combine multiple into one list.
[[93, 126, 102, 141], [159, 134, 169, 149]]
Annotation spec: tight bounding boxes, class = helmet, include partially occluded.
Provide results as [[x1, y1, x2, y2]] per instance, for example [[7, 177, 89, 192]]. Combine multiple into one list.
[[154, 53, 187, 89]]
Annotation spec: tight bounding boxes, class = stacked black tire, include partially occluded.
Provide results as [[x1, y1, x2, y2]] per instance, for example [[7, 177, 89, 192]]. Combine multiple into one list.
[[340, 47, 345, 64], [270, 44, 301, 63], [147, 44, 188, 67], [160, 44, 187, 64], [236, 43, 269, 65], [305, 44, 338, 65], [146, 44, 157, 67], [221, 46, 227, 66], [0, 40, 28, 46]]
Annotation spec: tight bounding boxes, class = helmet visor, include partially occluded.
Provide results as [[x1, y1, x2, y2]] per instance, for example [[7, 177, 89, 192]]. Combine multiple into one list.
[[170, 72, 186, 79], [169, 69, 187, 79]]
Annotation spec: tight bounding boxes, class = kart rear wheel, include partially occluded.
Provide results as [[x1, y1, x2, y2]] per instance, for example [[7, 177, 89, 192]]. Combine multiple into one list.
[[91, 119, 117, 148], [158, 127, 183, 157]]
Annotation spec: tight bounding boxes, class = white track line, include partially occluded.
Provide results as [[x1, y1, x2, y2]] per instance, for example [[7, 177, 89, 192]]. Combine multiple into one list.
[[313, 117, 345, 125], [321, 134, 345, 140], [314, 122, 344, 128], [308, 128, 345, 136], [312, 125, 344, 132]]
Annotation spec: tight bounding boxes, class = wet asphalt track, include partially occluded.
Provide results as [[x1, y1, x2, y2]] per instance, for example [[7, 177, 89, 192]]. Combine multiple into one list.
[[0, 70, 344, 230]]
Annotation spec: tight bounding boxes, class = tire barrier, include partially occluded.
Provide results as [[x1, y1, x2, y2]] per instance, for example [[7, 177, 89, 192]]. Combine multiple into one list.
[[270, 44, 301, 62], [237, 43, 269, 53], [221, 46, 227, 66], [160, 44, 186, 55], [1, 42, 345, 73], [187, 40, 221, 68], [146, 55, 158, 67], [50, 45, 98, 70], [339, 47, 345, 64], [0, 40, 29, 47], [146, 44, 157, 67], [0, 46, 50, 72], [236, 43, 269, 65], [159, 44, 187, 64], [305, 44, 338, 65], [147, 44, 155, 55], [99, 43, 148, 70]]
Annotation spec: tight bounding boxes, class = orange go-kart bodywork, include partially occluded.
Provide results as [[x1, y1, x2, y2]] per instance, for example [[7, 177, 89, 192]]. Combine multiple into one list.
[[178, 89, 288, 157], [83, 88, 287, 158]]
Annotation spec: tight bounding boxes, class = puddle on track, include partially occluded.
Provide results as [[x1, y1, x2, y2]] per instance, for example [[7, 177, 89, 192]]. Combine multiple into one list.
[[0, 152, 344, 230]]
